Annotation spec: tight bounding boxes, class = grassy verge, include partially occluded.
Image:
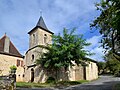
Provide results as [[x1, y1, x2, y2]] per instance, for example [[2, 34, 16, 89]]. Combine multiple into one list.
[[113, 83, 120, 90], [16, 82, 51, 88], [16, 80, 89, 88]]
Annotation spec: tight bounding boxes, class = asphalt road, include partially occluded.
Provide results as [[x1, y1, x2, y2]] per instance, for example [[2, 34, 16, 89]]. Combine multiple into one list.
[[64, 75, 120, 90], [17, 75, 120, 90]]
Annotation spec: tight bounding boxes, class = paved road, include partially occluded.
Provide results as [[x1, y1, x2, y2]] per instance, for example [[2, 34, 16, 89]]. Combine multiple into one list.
[[17, 75, 120, 90], [64, 75, 120, 90]]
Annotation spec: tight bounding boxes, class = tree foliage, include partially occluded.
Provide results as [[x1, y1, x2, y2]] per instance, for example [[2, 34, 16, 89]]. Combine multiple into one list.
[[10, 65, 17, 71], [98, 51, 120, 75], [36, 28, 91, 72], [10, 65, 17, 73], [97, 61, 106, 74], [90, 0, 120, 61], [105, 52, 120, 75], [106, 59, 120, 75]]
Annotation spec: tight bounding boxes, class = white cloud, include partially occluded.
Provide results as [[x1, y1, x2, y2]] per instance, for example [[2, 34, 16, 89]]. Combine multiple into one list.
[[89, 47, 104, 61], [86, 35, 105, 61], [86, 35, 101, 50]]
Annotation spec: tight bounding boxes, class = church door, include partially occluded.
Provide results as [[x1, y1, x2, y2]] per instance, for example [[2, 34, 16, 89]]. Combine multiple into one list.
[[83, 66, 86, 80], [31, 68, 34, 82]]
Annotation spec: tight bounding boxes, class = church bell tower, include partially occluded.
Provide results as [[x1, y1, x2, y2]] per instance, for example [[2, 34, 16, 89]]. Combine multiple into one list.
[[24, 16, 53, 82], [28, 16, 53, 49]]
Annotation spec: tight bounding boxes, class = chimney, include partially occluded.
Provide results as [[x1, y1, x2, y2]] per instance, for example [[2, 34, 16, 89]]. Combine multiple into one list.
[[4, 35, 10, 53]]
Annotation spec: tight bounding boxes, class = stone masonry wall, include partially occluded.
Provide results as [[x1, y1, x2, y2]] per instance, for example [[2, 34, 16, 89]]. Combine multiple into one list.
[[0, 54, 24, 82]]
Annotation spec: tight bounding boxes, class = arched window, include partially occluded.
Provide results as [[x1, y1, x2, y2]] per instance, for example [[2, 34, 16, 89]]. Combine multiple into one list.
[[44, 34, 47, 44], [32, 54, 34, 61]]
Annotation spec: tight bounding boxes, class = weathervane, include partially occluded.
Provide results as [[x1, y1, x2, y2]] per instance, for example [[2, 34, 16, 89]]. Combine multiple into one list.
[[5, 32, 6, 36], [40, 10, 42, 16]]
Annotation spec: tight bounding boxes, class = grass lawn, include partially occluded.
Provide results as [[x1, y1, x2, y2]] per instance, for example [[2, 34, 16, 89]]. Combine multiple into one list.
[[16, 82, 50, 88], [16, 80, 89, 88], [113, 83, 120, 90]]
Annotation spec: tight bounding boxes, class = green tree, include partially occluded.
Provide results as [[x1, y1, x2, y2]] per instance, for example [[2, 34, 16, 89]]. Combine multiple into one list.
[[90, 0, 120, 61], [105, 51, 120, 75], [106, 59, 120, 75], [97, 61, 106, 74], [36, 28, 92, 80]]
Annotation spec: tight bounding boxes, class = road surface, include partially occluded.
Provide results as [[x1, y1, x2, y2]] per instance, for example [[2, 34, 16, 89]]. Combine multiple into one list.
[[64, 75, 120, 90]]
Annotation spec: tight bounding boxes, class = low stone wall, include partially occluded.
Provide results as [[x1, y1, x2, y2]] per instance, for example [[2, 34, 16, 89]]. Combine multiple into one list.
[[0, 76, 14, 90]]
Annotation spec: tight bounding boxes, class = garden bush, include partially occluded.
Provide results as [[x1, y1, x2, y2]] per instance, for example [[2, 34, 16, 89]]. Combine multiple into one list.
[[46, 77, 56, 83]]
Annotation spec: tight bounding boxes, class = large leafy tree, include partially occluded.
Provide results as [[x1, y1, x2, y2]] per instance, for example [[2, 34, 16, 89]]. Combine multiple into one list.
[[105, 52, 120, 75], [97, 61, 106, 74], [106, 59, 120, 75], [90, 0, 120, 61], [36, 28, 91, 79]]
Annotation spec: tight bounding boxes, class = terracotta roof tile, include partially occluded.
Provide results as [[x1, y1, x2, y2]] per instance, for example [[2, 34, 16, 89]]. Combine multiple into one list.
[[0, 35, 23, 58]]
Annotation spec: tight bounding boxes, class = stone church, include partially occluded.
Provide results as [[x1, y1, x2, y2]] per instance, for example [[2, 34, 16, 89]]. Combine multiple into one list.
[[0, 16, 98, 83], [24, 16, 98, 83]]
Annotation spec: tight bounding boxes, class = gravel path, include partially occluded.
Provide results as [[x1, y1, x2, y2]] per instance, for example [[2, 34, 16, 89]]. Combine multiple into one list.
[[64, 75, 120, 90]]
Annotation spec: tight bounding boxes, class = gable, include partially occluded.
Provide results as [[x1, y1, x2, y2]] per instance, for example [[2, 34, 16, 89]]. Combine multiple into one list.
[[0, 35, 23, 58]]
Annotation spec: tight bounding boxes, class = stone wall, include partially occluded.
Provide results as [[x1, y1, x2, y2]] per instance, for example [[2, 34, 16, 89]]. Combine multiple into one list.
[[24, 60, 98, 83], [59, 61, 98, 81], [68, 65, 84, 81], [0, 76, 14, 90], [86, 61, 98, 80]]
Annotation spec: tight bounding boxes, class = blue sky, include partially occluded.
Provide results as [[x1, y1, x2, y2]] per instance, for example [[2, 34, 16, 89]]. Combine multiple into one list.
[[0, 0, 104, 61]]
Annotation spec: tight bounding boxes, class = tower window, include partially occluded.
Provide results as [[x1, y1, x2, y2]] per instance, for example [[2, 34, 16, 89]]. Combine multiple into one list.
[[44, 34, 47, 44], [32, 54, 34, 61], [33, 34, 35, 43]]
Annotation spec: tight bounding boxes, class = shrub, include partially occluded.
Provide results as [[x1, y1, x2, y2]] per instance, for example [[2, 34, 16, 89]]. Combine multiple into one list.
[[46, 77, 55, 83], [10, 65, 17, 71], [10, 65, 17, 73]]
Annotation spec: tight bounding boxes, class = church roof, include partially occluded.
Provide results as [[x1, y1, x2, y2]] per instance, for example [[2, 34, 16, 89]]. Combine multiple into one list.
[[28, 16, 53, 34], [36, 16, 48, 30], [0, 34, 23, 58]]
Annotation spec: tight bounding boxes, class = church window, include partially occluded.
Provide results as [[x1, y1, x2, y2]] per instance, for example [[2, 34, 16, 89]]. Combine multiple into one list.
[[44, 34, 47, 44], [32, 54, 34, 61], [33, 34, 35, 43]]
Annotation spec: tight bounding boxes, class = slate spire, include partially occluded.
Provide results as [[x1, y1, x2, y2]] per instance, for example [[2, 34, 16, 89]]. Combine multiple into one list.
[[36, 16, 48, 30], [28, 16, 53, 34]]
